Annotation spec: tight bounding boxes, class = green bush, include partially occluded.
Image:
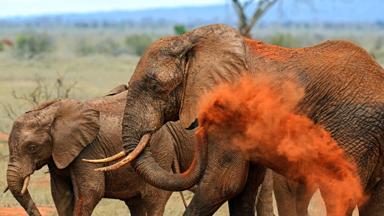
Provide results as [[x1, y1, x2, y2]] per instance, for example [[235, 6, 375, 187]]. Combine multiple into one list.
[[268, 33, 299, 48], [76, 38, 123, 56], [125, 35, 153, 56], [0, 43, 3, 52], [370, 49, 384, 61], [369, 37, 384, 60], [15, 33, 53, 59], [174, 25, 187, 35], [76, 40, 95, 56]]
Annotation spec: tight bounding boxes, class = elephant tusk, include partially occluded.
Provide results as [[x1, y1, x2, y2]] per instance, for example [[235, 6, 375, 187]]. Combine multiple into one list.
[[82, 151, 126, 163], [95, 133, 151, 172], [21, 175, 30, 195], [3, 186, 9, 193]]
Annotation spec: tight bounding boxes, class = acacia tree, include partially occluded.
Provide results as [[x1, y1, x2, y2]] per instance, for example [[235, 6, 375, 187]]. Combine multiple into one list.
[[232, 0, 278, 37]]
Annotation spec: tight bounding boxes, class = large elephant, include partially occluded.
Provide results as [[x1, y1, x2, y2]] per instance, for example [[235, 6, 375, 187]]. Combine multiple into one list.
[[5, 86, 196, 216], [97, 24, 384, 215], [272, 172, 316, 216]]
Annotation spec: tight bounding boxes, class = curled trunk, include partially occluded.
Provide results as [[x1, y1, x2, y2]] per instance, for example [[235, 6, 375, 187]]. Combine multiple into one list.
[[7, 164, 41, 216], [129, 130, 208, 191], [121, 93, 209, 191]]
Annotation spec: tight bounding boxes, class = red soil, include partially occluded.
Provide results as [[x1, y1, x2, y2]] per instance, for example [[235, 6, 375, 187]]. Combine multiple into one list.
[[244, 38, 303, 62], [0, 132, 8, 142], [0, 206, 54, 216]]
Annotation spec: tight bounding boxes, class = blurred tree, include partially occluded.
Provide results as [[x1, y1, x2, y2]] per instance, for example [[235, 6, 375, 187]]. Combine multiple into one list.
[[125, 34, 153, 56], [15, 33, 53, 59], [11, 74, 77, 107], [232, 0, 278, 37], [1, 73, 77, 133], [269, 33, 299, 47], [174, 25, 188, 35]]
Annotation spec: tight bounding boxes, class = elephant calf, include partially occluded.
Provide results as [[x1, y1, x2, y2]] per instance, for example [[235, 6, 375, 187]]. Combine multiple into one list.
[[5, 86, 188, 216]]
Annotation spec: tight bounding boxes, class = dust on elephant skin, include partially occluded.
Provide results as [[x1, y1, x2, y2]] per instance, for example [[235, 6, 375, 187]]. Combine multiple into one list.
[[197, 75, 366, 216]]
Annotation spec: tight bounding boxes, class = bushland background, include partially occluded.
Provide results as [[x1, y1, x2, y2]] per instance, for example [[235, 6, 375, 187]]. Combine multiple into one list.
[[0, 0, 383, 215]]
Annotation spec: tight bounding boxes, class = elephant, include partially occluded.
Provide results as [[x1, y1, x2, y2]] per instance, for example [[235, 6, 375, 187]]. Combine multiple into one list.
[[5, 86, 197, 216], [272, 172, 316, 216], [94, 24, 384, 215]]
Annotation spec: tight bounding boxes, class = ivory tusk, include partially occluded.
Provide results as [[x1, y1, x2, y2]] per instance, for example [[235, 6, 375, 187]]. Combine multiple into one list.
[[95, 133, 151, 172], [21, 175, 30, 195], [82, 151, 126, 163]]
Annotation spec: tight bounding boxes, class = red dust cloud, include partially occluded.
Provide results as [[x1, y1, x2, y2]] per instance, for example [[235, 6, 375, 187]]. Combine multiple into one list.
[[196, 75, 366, 216]]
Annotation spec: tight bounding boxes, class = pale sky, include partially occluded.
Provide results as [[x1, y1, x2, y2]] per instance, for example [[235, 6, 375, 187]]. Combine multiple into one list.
[[0, 0, 224, 17]]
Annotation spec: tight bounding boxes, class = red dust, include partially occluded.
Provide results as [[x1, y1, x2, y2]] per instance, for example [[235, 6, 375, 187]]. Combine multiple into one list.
[[197, 75, 366, 216], [0, 206, 54, 216]]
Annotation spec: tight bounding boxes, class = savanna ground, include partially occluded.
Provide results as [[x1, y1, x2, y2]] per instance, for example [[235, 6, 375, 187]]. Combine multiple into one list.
[[1, 25, 383, 215]]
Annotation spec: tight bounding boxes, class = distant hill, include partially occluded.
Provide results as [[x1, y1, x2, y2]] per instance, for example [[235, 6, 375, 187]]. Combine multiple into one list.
[[1, 1, 383, 27]]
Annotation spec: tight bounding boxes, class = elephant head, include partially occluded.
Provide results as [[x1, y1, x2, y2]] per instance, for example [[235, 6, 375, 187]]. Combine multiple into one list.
[[96, 24, 248, 191], [6, 99, 99, 215]]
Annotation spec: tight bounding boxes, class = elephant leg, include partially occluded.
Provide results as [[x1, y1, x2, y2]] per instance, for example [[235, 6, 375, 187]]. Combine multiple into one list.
[[273, 172, 296, 216], [322, 191, 354, 216], [70, 166, 104, 216], [184, 184, 230, 216], [142, 187, 172, 216], [125, 197, 146, 216], [256, 168, 275, 216], [49, 167, 74, 216], [184, 151, 249, 216], [229, 163, 266, 216], [358, 180, 384, 216], [295, 181, 315, 216], [72, 186, 103, 216], [72, 187, 103, 216], [273, 172, 313, 216]]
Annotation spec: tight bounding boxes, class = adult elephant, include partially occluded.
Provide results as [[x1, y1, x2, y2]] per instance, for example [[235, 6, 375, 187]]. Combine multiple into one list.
[[97, 24, 384, 215], [5, 86, 194, 216]]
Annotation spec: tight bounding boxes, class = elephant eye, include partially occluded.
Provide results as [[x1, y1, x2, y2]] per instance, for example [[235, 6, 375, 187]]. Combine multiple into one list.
[[27, 144, 38, 154], [146, 74, 167, 94]]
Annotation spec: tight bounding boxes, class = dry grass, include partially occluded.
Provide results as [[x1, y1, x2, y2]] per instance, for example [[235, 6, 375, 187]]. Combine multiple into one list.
[[0, 53, 138, 132]]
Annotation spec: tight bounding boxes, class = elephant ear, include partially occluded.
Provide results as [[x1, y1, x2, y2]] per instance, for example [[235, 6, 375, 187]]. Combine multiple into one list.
[[51, 99, 100, 169], [26, 99, 62, 113], [179, 24, 248, 128]]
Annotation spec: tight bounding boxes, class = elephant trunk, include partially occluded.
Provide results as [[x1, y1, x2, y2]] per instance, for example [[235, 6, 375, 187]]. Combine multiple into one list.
[[130, 130, 207, 191], [6, 163, 41, 216], [118, 88, 207, 191]]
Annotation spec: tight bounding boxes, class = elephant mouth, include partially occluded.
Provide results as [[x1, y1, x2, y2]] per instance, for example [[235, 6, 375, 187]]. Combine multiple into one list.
[[6, 169, 34, 195]]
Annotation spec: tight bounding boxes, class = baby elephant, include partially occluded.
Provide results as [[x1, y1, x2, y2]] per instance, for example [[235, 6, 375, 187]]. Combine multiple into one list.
[[6, 86, 188, 216]]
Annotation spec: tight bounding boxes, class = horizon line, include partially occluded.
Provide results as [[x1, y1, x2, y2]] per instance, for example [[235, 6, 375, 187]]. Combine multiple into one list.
[[0, 3, 229, 19]]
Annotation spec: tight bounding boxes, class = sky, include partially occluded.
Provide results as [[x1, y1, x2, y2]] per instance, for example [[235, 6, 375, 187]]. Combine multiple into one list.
[[0, 0, 223, 17]]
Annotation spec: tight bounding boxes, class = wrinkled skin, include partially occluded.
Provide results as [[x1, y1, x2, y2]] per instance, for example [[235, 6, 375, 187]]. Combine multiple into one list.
[[257, 170, 311, 216], [256, 170, 276, 216], [119, 24, 384, 215], [6, 87, 196, 216], [256, 170, 314, 216], [273, 172, 316, 216]]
